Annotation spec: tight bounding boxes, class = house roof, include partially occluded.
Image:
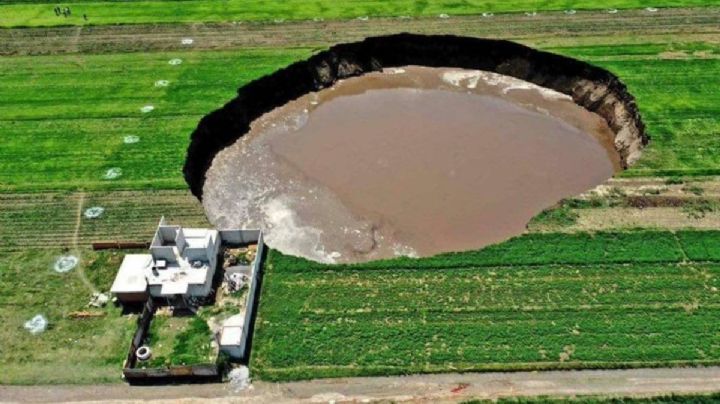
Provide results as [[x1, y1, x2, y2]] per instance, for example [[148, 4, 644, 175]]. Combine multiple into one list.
[[110, 254, 151, 294]]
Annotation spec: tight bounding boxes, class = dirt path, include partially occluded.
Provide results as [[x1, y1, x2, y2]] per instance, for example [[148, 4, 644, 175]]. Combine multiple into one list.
[[72, 191, 98, 293], [1, 7, 718, 56], [2, 367, 719, 403]]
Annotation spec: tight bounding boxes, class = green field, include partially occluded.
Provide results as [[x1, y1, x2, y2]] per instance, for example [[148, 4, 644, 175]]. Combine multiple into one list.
[[0, 48, 310, 191], [0, 0, 715, 28], [2, 0, 720, 389], [253, 230, 720, 380], [0, 249, 137, 384], [1, 41, 720, 192]]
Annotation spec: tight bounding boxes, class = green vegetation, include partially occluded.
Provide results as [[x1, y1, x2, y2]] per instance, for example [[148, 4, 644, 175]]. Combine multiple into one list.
[[682, 199, 719, 219], [0, 191, 208, 252], [145, 315, 215, 367], [4, 0, 720, 389], [0, 1, 716, 28], [0, 249, 136, 384], [0, 49, 311, 192], [528, 204, 580, 230], [252, 229, 720, 381], [3, 42, 720, 192], [552, 43, 720, 177], [270, 230, 687, 272]]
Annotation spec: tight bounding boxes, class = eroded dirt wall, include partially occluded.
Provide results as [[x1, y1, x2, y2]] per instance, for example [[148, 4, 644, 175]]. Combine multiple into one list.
[[183, 33, 647, 198]]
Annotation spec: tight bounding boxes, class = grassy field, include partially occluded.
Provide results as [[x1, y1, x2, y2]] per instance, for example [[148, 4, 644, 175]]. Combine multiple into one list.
[[144, 314, 215, 368], [0, 1, 716, 28], [0, 48, 311, 191], [252, 231, 720, 381], [0, 249, 137, 384], [3, 1, 720, 387], [1, 40, 720, 193]]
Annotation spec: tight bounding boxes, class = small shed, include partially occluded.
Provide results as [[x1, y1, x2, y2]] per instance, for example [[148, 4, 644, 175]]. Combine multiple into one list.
[[219, 314, 245, 359], [110, 254, 151, 303]]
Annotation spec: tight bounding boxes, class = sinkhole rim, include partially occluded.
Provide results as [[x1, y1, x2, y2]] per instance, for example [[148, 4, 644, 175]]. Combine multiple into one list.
[[183, 33, 648, 200]]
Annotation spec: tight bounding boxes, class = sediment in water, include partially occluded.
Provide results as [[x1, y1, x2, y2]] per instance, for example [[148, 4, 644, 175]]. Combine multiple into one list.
[[203, 66, 622, 263]]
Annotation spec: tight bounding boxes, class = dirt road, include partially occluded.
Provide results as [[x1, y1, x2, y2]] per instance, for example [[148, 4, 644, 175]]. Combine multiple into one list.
[[2, 7, 718, 56], [2, 367, 720, 403]]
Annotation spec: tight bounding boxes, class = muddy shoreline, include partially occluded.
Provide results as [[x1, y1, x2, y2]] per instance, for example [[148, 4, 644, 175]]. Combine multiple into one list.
[[183, 34, 647, 199]]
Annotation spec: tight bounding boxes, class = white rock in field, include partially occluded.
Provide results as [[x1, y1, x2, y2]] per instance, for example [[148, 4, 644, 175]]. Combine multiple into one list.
[[181, 38, 194, 45], [24, 315, 48, 335], [123, 135, 140, 144], [645, 7, 658, 12], [168, 58, 182, 65], [154, 80, 169, 87], [482, 12, 494, 17], [438, 13, 449, 19], [103, 167, 122, 180], [54, 255, 78, 273], [140, 105, 154, 113], [84, 206, 104, 219]]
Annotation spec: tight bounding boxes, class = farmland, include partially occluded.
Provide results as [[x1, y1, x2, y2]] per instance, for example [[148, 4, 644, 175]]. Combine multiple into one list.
[[253, 233, 720, 381], [2, 15, 720, 193], [0, 1, 717, 28], [1, 0, 720, 391]]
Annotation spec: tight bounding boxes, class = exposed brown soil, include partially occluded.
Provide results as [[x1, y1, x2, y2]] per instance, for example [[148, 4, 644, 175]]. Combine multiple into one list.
[[3, 367, 720, 403]]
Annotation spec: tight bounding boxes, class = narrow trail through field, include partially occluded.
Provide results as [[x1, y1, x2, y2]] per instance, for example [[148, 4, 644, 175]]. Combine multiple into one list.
[[72, 191, 98, 293], [2, 366, 719, 402]]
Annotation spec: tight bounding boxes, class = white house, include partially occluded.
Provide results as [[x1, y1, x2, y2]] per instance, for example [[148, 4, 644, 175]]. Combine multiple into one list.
[[111, 217, 221, 303]]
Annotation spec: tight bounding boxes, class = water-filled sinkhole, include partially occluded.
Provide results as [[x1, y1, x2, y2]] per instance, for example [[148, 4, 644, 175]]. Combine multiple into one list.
[[203, 66, 624, 263]]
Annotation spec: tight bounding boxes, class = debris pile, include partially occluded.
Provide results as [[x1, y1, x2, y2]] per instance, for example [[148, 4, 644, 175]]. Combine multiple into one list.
[[88, 292, 109, 308], [223, 245, 258, 267], [225, 273, 249, 294], [228, 366, 251, 391]]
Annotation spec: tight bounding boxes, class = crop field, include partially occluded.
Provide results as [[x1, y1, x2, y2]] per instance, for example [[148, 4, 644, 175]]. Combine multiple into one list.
[[0, 1, 716, 28], [253, 233, 720, 380], [2, 34, 720, 193], [1, 1, 720, 387], [0, 48, 310, 192]]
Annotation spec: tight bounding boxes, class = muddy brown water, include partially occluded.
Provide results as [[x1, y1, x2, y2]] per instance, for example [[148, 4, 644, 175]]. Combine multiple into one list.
[[203, 66, 620, 263]]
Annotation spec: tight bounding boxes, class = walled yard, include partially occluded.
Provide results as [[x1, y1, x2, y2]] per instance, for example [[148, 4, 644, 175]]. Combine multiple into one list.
[[1, 3, 720, 386]]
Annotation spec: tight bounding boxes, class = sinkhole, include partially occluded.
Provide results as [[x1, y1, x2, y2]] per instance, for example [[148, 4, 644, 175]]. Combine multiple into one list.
[[184, 34, 647, 264]]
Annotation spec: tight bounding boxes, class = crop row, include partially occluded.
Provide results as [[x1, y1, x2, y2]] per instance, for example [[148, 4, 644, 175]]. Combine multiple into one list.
[[252, 261, 720, 380], [270, 230, 720, 272], [0, 190, 207, 251]]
